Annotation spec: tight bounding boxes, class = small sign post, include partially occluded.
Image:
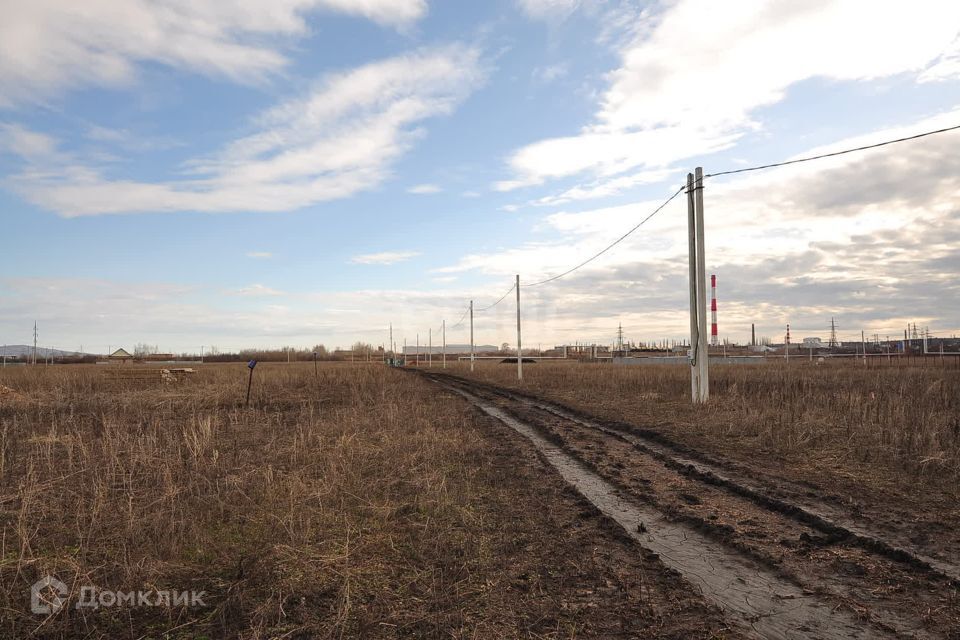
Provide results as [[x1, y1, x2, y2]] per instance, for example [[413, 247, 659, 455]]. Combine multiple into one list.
[[245, 360, 257, 407]]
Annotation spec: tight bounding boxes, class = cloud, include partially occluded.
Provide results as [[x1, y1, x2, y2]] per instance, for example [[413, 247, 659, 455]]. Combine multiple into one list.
[[232, 284, 285, 297], [246, 251, 273, 259], [499, 0, 960, 192], [350, 251, 422, 265], [407, 183, 442, 194], [517, 0, 582, 21], [0, 0, 428, 105], [531, 168, 678, 206], [440, 111, 960, 341], [532, 63, 569, 83], [0, 46, 484, 216]]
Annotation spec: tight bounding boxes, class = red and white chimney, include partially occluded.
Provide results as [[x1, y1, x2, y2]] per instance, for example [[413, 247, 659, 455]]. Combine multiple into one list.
[[710, 274, 718, 346]]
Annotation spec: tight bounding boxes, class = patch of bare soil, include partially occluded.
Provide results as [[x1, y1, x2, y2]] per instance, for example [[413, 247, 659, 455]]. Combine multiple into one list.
[[428, 371, 960, 639], [456, 405, 747, 639]]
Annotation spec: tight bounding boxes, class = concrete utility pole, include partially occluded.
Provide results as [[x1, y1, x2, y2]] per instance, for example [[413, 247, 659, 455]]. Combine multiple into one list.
[[442, 320, 446, 369], [686, 173, 700, 400], [862, 330, 867, 365], [416, 333, 419, 367], [428, 328, 432, 368], [695, 167, 709, 400], [389, 323, 393, 360], [469, 300, 475, 372], [686, 169, 709, 403], [33, 321, 38, 366], [516, 274, 523, 381]]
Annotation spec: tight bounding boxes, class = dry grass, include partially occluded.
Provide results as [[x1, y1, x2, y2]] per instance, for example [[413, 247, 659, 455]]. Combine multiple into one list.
[[0, 363, 533, 638], [452, 358, 960, 486], [0, 362, 745, 639]]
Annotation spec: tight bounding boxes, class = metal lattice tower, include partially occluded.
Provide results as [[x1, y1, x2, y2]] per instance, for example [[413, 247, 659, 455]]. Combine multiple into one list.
[[828, 317, 838, 348]]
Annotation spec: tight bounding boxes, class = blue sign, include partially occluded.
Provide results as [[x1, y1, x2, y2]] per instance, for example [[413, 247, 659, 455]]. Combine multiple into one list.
[[247, 360, 257, 369]]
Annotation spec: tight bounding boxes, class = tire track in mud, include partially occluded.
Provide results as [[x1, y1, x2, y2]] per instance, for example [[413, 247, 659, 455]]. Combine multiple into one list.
[[421, 370, 959, 639], [438, 382, 890, 639], [426, 371, 960, 587]]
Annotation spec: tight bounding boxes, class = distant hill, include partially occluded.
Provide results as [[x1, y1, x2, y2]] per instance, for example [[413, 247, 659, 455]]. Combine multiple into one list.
[[0, 345, 89, 358]]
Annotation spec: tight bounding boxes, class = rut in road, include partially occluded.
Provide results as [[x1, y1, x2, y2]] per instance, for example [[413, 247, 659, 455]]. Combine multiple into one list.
[[426, 371, 960, 586], [440, 382, 892, 639], [424, 371, 959, 639]]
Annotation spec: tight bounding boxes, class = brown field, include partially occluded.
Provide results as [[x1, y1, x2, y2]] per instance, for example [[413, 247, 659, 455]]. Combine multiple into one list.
[[0, 363, 742, 639], [452, 358, 960, 489]]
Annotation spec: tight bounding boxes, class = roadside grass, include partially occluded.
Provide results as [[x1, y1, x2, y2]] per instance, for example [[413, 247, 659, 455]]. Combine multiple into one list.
[[451, 359, 960, 486]]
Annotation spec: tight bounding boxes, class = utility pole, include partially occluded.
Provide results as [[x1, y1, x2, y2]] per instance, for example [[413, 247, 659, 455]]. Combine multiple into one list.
[[785, 324, 790, 363], [442, 320, 446, 369], [686, 169, 710, 402], [200, 345, 204, 364], [469, 300, 475, 372], [516, 274, 523, 381], [416, 333, 419, 367], [695, 168, 709, 400], [33, 321, 38, 366], [862, 330, 867, 365], [686, 173, 701, 401], [428, 328, 432, 368], [389, 323, 393, 361]]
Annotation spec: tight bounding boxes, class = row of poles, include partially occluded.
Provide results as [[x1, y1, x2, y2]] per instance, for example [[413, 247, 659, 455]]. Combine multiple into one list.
[[392, 168, 711, 404]]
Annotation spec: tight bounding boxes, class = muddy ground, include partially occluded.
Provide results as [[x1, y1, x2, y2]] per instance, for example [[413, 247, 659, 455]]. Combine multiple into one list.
[[423, 370, 960, 639]]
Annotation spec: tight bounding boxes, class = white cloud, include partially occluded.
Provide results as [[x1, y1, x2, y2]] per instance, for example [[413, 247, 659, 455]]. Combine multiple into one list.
[[232, 284, 285, 296], [517, 0, 582, 20], [350, 251, 422, 265], [499, 0, 960, 192], [0, 0, 428, 105], [246, 251, 273, 259], [1, 46, 484, 216], [440, 111, 960, 341], [408, 183, 442, 194], [533, 63, 569, 83], [531, 168, 678, 206]]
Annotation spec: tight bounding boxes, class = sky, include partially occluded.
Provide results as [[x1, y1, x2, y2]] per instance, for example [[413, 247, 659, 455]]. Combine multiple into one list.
[[1, 0, 959, 354]]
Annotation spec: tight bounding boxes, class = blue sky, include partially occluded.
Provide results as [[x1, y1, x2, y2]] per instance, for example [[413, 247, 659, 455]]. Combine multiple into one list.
[[1, 0, 960, 353]]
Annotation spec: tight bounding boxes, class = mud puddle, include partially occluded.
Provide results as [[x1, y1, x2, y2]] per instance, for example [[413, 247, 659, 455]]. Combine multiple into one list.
[[446, 384, 891, 639]]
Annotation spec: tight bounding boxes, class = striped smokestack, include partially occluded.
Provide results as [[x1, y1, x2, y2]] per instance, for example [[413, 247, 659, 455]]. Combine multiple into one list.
[[710, 274, 718, 346]]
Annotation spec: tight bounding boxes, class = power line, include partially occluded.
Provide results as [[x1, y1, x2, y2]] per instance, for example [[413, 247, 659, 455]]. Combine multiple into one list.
[[475, 282, 516, 312], [450, 306, 470, 328], [705, 123, 960, 179], [524, 184, 686, 287]]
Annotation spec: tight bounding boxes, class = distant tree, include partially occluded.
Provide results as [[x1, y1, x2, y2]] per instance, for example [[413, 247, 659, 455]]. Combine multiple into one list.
[[133, 343, 158, 357]]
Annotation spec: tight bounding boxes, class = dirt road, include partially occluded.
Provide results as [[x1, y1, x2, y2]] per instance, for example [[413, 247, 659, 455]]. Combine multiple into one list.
[[422, 370, 960, 639]]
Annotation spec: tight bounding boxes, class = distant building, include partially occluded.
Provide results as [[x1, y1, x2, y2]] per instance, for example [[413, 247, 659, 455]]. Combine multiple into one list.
[[108, 348, 134, 363]]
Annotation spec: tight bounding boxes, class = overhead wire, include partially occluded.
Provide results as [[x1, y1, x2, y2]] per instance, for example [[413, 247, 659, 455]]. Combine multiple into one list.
[[705, 123, 960, 179], [474, 282, 516, 312], [424, 121, 960, 344], [524, 184, 686, 287]]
